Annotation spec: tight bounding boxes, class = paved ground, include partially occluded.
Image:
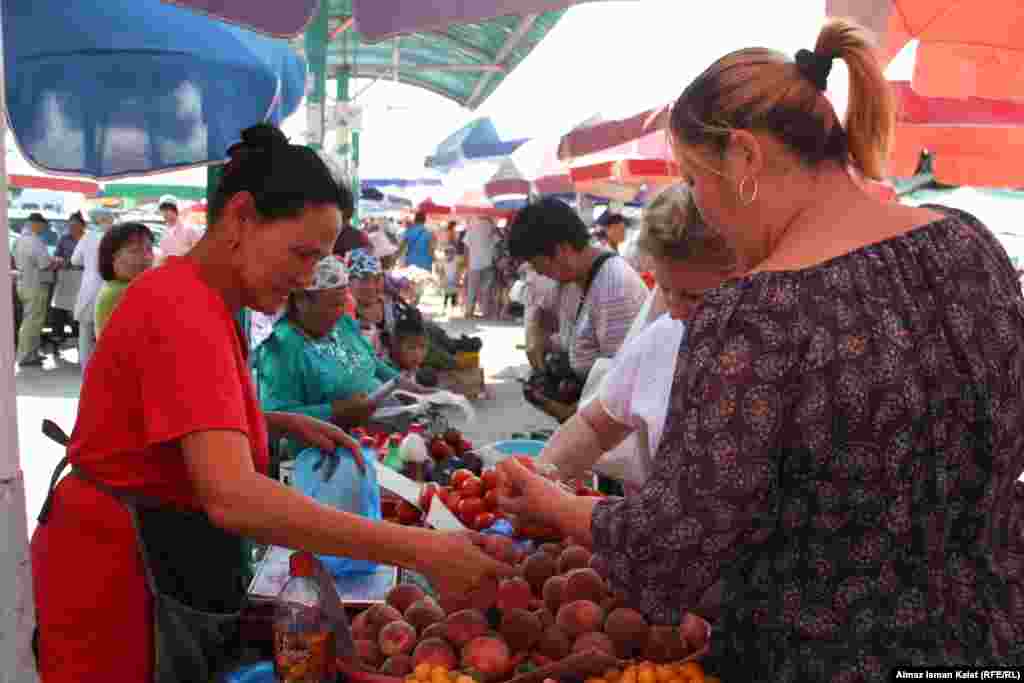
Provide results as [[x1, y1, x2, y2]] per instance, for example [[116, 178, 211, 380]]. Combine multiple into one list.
[[13, 286, 556, 535]]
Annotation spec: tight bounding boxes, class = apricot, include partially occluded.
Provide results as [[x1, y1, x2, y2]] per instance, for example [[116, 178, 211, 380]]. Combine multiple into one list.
[[388, 584, 427, 615], [563, 568, 607, 605], [412, 637, 459, 671], [379, 620, 417, 658], [499, 608, 542, 652], [405, 598, 446, 634], [444, 609, 490, 648], [555, 600, 605, 638], [604, 608, 650, 659]]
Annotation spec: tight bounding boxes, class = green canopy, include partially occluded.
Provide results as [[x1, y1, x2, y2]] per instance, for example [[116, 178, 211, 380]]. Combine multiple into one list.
[[99, 183, 207, 201], [301, 1, 570, 109]]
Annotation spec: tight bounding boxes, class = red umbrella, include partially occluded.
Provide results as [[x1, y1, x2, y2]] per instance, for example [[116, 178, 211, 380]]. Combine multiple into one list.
[[9, 174, 98, 195], [569, 158, 679, 203], [416, 199, 453, 218]]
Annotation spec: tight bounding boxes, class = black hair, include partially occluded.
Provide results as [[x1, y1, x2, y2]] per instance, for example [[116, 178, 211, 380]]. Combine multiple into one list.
[[209, 123, 354, 228], [98, 222, 154, 281], [507, 197, 590, 261], [68, 211, 85, 225], [414, 211, 427, 224], [158, 202, 178, 214], [393, 307, 427, 343]]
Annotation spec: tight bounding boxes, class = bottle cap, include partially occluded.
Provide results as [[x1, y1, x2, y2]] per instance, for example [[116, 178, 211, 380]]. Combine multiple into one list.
[[289, 551, 318, 578]]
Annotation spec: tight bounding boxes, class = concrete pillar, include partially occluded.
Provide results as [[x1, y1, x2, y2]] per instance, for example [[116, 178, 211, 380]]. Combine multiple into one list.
[[304, 5, 329, 150]]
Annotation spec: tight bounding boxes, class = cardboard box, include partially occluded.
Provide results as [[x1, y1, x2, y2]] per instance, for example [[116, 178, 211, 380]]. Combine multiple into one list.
[[438, 367, 486, 399]]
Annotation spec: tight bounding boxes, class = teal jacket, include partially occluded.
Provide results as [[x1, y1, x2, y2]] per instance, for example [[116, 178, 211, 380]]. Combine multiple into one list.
[[252, 314, 399, 421]]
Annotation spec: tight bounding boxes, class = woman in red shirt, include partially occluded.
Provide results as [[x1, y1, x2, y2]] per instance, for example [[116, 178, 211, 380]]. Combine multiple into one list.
[[30, 124, 512, 682]]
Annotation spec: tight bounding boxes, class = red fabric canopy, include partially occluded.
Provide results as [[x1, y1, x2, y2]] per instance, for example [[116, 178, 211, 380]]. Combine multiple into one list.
[[9, 174, 99, 195]]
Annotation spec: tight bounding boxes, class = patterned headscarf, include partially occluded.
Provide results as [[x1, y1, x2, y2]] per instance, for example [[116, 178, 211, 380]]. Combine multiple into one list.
[[306, 255, 349, 291], [346, 248, 382, 280]]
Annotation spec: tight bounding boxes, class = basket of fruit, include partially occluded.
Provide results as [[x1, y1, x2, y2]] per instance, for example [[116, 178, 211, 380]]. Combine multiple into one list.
[[346, 539, 713, 683]]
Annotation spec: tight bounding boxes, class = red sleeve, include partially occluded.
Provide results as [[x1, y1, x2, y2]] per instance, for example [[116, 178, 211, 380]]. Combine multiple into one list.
[[131, 282, 252, 447]]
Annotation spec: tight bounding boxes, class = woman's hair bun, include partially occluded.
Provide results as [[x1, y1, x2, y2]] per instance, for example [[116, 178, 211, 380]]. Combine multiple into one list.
[[231, 123, 291, 157]]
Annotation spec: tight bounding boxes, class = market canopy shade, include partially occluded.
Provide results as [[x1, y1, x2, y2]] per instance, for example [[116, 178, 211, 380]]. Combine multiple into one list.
[[888, 80, 1024, 186], [312, 1, 572, 109], [97, 183, 208, 201], [161, 0, 319, 38], [3, 0, 305, 179], [826, 0, 1024, 100], [8, 174, 98, 195]]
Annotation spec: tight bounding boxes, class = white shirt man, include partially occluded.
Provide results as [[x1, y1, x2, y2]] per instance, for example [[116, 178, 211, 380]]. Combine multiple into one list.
[[71, 213, 113, 369], [14, 215, 55, 365], [463, 219, 499, 318]]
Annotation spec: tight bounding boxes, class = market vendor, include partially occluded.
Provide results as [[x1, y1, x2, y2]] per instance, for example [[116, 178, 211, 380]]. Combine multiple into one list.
[[536, 184, 735, 491], [497, 19, 1024, 679], [253, 254, 402, 434], [30, 123, 513, 683], [509, 197, 648, 423]]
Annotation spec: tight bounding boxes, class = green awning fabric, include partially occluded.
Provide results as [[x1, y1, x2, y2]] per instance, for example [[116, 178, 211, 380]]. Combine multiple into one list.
[[304, 2, 569, 109], [99, 183, 207, 200]]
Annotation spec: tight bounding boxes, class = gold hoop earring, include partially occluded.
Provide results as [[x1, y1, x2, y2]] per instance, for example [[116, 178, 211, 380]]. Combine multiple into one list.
[[738, 176, 759, 206]]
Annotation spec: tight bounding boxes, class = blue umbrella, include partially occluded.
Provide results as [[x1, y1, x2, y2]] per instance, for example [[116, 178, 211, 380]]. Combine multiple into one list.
[[3, 0, 306, 179], [425, 118, 528, 173]]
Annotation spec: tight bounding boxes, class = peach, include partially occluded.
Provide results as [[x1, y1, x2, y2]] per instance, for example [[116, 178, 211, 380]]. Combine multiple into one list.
[[387, 584, 427, 615], [571, 631, 616, 657], [604, 608, 650, 659], [380, 655, 413, 676], [366, 604, 404, 631], [405, 598, 446, 634], [461, 635, 512, 682], [534, 607, 555, 630], [563, 568, 607, 605], [355, 638, 383, 668], [539, 543, 564, 556], [542, 575, 567, 615], [557, 545, 591, 574], [522, 552, 559, 595], [555, 600, 605, 638], [536, 625, 571, 661], [352, 610, 377, 642], [412, 637, 458, 670], [643, 625, 688, 663], [378, 620, 417, 658], [420, 622, 448, 642], [496, 577, 533, 611], [444, 609, 490, 648], [679, 612, 709, 655], [499, 608, 542, 652]]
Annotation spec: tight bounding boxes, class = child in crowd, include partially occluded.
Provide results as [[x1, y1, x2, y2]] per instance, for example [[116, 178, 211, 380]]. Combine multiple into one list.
[[389, 312, 429, 379], [356, 296, 387, 358], [442, 242, 460, 312]]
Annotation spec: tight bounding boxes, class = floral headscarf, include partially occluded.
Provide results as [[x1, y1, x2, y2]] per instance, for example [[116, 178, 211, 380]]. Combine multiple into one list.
[[306, 255, 349, 291], [346, 248, 382, 280]]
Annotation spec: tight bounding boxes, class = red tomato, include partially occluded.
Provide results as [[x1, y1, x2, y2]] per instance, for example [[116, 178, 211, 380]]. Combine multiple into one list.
[[457, 497, 485, 521], [447, 491, 462, 512], [437, 486, 451, 506], [450, 469, 474, 490], [474, 512, 497, 531], [396, 501, 421, 525], [460, 477, 484, 499], [481, 469, 500, 491], [483, 489, 499, 512], [419, 483, 439, 512]]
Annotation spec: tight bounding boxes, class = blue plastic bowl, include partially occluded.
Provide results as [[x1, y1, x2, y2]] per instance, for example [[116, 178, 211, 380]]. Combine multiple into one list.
[[222, 661, 274, 683], [489, 439, 545, 458]]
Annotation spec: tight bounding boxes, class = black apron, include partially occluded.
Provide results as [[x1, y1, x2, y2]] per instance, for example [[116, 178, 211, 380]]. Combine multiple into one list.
[[36, 420, 249, 682]]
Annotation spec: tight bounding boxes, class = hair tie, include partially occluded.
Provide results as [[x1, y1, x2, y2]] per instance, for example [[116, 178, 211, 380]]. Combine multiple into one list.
[[795, 48, 833, 92]]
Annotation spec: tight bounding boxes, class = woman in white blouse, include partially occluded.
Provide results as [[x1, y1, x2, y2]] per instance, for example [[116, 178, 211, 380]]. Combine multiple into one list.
[[537, 184, 735, 490]]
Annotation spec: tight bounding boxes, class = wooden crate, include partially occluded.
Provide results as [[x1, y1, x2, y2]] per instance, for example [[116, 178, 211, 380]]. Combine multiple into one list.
[[437, 366, 486, 399]]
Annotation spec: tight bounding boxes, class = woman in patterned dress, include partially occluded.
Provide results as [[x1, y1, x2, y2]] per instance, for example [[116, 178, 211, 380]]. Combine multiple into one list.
[[497, 17, 1024, 681]]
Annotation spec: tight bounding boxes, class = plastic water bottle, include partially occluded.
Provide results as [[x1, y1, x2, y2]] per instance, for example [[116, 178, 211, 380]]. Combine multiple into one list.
[[273, 552, 336, 682], [383, 434, 404, 471], [400, 424, 430, 482]]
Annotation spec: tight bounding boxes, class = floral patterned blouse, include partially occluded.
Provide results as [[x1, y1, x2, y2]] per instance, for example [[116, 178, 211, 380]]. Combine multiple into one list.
[[591, 207, 1024, 681]]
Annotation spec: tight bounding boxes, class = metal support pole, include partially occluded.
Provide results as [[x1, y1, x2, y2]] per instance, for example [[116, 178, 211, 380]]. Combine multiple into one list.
[[304, 5, 329, 150], [0, 7, 40, 680], [336, 70, 360, 225]]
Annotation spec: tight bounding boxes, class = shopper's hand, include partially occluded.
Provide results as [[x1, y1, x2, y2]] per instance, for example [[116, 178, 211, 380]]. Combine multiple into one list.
[[495, 457, 569, 531], [331, 393, 377, 428], [269, 412, 365, 472], [536, 395, 577, 424], [419, 531, 517, 612]]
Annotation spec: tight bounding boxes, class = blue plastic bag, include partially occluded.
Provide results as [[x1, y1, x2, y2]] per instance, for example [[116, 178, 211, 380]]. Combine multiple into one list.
[[293, 446, 381, 577]]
